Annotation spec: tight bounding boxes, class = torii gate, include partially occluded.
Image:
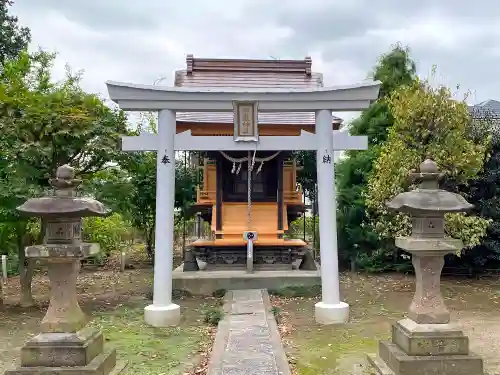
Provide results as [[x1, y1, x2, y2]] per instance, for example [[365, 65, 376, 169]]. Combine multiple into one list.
[[106, 81, 380, 327]]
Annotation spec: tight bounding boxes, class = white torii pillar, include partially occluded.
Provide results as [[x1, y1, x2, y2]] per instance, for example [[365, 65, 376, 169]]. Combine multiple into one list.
[[314, 109, 347, 324], [145, 109, 181, 327]]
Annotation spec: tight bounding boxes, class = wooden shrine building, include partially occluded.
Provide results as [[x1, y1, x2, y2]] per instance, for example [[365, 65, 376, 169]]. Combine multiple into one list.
[[177, 55, 341, 270]]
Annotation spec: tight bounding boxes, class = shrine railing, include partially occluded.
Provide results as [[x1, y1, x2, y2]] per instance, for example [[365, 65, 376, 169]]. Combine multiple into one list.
[[196, 188, 216, 204], [196, 188, 302, 204], [284, 186, 303, 204]]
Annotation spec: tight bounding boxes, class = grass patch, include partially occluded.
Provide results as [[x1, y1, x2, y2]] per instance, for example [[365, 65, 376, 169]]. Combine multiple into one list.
[[269, 284, 321, 298], [202, 306, 224, 326], [212, 289, 227, 298], [145, 289, 193, 301], [293, 325, 384, 375], [90, 303, 213, 375], [270, 306, 282, 324]]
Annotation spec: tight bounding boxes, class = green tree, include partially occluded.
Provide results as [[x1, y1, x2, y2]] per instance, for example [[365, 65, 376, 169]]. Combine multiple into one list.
[[365, 78, 490, 249], [0, 50, 127, 305], [84, 109, 198, 260], [455, 109, 500, 270], [336, 44, 417, 270], [0, 0, 30, 66], [461, 140, 500, 269]]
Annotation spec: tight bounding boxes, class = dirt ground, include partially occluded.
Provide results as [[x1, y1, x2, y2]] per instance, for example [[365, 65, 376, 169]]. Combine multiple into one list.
[[0, 268, 218, 375], [274, 273, 500, 375], [3, 269, 500, 375]]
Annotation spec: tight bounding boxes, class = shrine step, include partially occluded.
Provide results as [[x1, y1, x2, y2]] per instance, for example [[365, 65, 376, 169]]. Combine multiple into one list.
[[172, 267, 320, 295], [221, 202, 281, 237], [204, 263, 293, 271]]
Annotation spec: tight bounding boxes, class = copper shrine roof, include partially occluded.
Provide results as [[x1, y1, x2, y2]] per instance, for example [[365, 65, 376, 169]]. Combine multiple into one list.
[[174, 55, 342, 125]]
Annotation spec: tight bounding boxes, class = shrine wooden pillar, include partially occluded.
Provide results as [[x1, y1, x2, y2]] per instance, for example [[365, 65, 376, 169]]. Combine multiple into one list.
[[277, 154, 284, 238], [215, 156, 223, 239]]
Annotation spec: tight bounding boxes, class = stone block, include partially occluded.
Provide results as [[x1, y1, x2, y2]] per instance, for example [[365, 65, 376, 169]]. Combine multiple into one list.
[[378, 341, 483, 375], [24, 243, 99, 259], [20, 327, 103, 367], [5, 347, 126, 375], [392, 318, 469, 356], [366, 354, 396, 375], [221, 354, 278, 375]]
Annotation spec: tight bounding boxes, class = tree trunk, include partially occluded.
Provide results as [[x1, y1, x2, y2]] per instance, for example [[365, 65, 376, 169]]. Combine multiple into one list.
[[17, 221, 35, 307], [37, 218, 47, 245], [350, 258, 357, 272], [145, 226, 154, 262]]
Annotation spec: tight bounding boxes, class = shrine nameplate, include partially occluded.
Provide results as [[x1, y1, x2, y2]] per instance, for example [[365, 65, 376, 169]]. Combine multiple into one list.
[[233, 101, 259, 142]]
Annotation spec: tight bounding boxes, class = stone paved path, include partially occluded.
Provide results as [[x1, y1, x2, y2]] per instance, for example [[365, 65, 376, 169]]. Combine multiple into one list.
[[207, 289, 291, 375]]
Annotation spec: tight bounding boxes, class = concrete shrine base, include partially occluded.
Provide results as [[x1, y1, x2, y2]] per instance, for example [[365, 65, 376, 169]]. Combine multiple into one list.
[[367, 318, 483, 375], [172, 264, 320, 295], [144, 303, 181, 327], [5, 327, 126, 375], [314, 301, 350, 325]]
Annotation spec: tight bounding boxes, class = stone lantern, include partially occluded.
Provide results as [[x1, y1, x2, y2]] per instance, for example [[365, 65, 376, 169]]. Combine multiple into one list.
[[368, 159, 483, 375], [6, 165, 126, 375]]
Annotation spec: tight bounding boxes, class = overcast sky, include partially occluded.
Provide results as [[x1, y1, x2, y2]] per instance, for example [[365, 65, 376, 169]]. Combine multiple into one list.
[[10, 0, 500, 124]]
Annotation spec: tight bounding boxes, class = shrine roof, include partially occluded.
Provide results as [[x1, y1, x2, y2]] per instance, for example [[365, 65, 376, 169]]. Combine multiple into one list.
[[174, 55, 342, 125], [469, 99, 500, 119]]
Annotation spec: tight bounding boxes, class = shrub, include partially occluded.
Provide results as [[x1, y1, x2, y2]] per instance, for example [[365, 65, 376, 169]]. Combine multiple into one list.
[[83, 213, 132, 258], [270, 306, 282, 324], [203, 306, 223, 326], [212, 289, 226, 298], [287, 216, 319, 248], [268, 284, 321, 298]]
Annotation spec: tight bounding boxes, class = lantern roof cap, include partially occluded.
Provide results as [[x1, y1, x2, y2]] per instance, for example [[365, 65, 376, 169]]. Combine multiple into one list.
[[385, 158, 473, 215], [17, 164, 110, 218]]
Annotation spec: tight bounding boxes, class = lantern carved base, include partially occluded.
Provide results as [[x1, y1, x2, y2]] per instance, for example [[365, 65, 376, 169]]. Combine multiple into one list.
[[367, 318, 483, 375], [367, 239, 483, 375], [6, 327, 126, 375], [5, 244, 126, 375], [396, 237, 463, 324]]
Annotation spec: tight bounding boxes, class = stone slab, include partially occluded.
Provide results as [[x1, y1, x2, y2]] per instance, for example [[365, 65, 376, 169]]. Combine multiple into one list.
[[378, 340, 483, 375], [394, 237, 463, 253], [366, 354, 396, 375], [232, 289, 262, 301], [173, 267, 320, 295], [395, 318, 464, 337], [222, 356, 278, 375], [207, 289, 291, 375], [231, 302, 265, 314], [25, 243, 99, 259], [392, 319, 469, 356], [20, 328, 104, 367], [227, 314, 268, 327], [6, 346, 123, 375]]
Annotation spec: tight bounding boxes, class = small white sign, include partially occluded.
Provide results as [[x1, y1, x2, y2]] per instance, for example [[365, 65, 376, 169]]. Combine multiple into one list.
[[243, 231, 258, 242]]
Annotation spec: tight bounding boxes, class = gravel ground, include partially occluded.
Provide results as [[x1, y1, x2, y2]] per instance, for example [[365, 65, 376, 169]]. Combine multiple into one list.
[[274, 273, 500, 375]]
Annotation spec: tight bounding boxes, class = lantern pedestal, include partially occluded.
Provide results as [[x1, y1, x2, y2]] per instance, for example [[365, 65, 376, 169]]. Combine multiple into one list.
[[367, 238, 483, 375], [6, 243, 126, 375], [367, 318, 483, 375], [365, 159, 485, 375], [397, 237, 463, 325]]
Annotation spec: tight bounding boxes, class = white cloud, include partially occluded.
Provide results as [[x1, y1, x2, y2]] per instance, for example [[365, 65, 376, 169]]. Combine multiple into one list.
[[367, 15, 500, 51], [9, 0, 500, 107]]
